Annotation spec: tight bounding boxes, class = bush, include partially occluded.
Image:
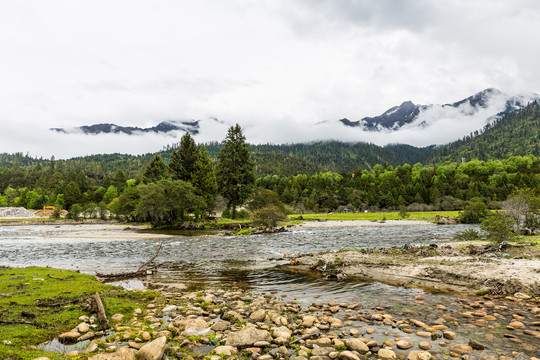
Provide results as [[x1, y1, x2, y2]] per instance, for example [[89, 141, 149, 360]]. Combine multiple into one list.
[[68, 204, 83, 220], [52, 207, 62, 219], [453, 228, 481, 241], [252, 205, 286, 229], [480, 212, 516, 244], [459, 201, 489, 224], [398, 205, 410, 219]]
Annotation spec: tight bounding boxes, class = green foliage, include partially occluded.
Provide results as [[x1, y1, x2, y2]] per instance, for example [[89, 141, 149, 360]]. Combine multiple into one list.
[[430, 101, 540, 163], [191, 145, 218, 214], [102, 185, 118, 204], [480, 212, 517, 244], [135, 179, 204, 226], [248, 188, 288, 214], [108, 187, 141, 220], [142, 154, 169, 184], [453, 228, 482, 241], [252, 205, 286, 229], [67, 203, 82, 220], [216, 124, 255, 219], [63, 181, 81, 209], [398, 205, 410, 219], [170, 132, 198, 182], [459, 201, 489, 224]]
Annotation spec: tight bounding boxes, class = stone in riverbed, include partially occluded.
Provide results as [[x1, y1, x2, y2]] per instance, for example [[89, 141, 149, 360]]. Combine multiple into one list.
[[378, 348, 397, 359], [225, 327, 272, 347], [443, 330, 457, 340], [111, 314, 125, 322], [250, 309, 266, 322], [449, 344, 473, 354], [508, 321, 525, 329], [339, 351, 360, 360], [407, 351, 434, 360], [302, 315, 317, 327], [214, 345, 238, 356], [396, 340, 414, 349], [211, 320, 230, 331], [418, 341, 431, 350], [58, 330, 81, 343], [468, 339, 486, 350], [311, 347, 334, 356], [137, 336, 167, 360], [345, 338, 369, 353], [77, 331, 95, 342], [89, 347, 137, 360]]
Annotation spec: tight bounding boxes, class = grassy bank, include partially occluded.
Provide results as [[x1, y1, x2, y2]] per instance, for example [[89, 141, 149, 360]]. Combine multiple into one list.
[[292, 210, 460, 222], [0, 267, 159, 360]]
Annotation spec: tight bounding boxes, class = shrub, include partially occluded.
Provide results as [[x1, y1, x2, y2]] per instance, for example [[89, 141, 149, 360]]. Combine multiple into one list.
[[480, 212, 516, 244], [68, 204, 83, 220], [459, 201, 489, 224], [252, 205, 286, 229], [453, 228, 481, 241]]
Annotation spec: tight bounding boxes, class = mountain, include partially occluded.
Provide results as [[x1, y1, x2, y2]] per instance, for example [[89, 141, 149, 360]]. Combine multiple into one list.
[[428, 100, 540, 163], [339, 88, 539, 131], [51, 120, 200, 135]]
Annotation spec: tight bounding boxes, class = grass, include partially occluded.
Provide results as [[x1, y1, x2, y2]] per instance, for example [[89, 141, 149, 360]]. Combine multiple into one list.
[[291, 211, 460, 222], [0, 266, 159, 360]]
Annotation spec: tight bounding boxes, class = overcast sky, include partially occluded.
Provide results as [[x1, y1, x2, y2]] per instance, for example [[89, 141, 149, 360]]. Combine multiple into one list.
[[1, 0, 539, 158]]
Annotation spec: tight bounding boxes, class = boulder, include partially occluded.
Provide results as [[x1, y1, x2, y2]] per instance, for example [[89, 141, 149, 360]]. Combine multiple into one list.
[[214, 345, 238, 356], [111, 314, 125, 322], [339, 351, 361, 360], [378, 348, 397, 359], [250, 309, 266, 322], [225, 327, 272, 347], [407, 351, 434, 360], [137, 336, 167, 360], [89, 347, 136, 360], [345, 338, 369, 353]]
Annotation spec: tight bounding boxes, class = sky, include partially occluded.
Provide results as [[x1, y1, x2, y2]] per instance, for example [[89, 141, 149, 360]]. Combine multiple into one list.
[[1, 0, 539, 159]]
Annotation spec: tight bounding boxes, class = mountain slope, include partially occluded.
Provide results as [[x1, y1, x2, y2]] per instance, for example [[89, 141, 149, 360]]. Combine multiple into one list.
[[51, 120, 200, 135], [429, 101, 540, 163], [339, 88, 539, 131]]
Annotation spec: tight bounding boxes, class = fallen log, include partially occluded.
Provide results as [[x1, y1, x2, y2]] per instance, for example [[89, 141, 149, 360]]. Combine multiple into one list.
[[92, 292, 109, 331], [95, 242, 162, 279]]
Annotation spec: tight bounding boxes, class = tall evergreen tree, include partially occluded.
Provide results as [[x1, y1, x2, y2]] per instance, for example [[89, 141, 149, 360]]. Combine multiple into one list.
[[192, 145, 218, 214], [143, 154, 169, 184], [170, 133, 198, 181], [216, 124, 255, 219]]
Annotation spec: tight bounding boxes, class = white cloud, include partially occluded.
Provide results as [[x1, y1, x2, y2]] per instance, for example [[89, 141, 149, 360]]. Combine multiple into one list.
[[0, 0, 539, 158]]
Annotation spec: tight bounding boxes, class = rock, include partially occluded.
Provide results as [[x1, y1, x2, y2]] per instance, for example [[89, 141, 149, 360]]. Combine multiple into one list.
[[339, 351, 361, 360], [345, 338, 369, 353], [250, 309, 266, 322], [509, 321, 525, 329], [174, 318, 208, 331], [87, 341, 99, 353], [225, 327, 272, 347], [468, 339, 486, 350], [277, 346, 291, 357], [89, 347, 137, 360], [214, 345, 238, 356], [111, 314, 125, 322], [137, 336, 167, 360], [449, 344, 473, 354], [407, 351, 434, 360], [302, 315, 317, 327], [182, 326, 212, 337], [416, 331, 431, 338], [211, 320, 230, 331], [418, 341, 431, 350], [58, 330, 81, 343], [32, 358, 50, 360], [312, 347, 334, 356], [396, 340, 414, 349], [443, 330, 457, 340], [378, 348, 397, 359], [77, 322, 90, 333], [514, 293, 531, 300], [77, 331, 95, 342], [161, 305, 177, 313], [142, 332, 152, 341]]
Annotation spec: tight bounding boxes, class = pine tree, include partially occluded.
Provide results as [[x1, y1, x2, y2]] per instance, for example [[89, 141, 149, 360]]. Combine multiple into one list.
[[192, 145, 218, 214], [143, 154, 169, 184], [170, 133, 198, 182], [216, 124, 255, 219]]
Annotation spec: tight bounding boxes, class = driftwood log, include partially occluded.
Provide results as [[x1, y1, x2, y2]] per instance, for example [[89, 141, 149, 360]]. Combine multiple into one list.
[[92, 292, 109, 331], [96, 242, 162, 280]]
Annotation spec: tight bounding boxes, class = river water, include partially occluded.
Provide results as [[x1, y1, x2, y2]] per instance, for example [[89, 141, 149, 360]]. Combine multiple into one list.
[[0, 222, 471, 294], [2, 222, 539, 356]]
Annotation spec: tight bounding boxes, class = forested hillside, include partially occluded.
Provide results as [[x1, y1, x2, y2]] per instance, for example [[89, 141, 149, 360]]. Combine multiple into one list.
[[429, 101, 540, 163]]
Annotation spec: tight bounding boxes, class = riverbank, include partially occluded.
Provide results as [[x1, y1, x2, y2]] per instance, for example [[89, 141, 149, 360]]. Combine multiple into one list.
[[282, 238, 540, 297], [1, 267, 539, 360]]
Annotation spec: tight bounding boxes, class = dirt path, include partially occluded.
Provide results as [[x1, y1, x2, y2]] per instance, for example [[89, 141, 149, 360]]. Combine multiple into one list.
[[284, 240, 540, 296]]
